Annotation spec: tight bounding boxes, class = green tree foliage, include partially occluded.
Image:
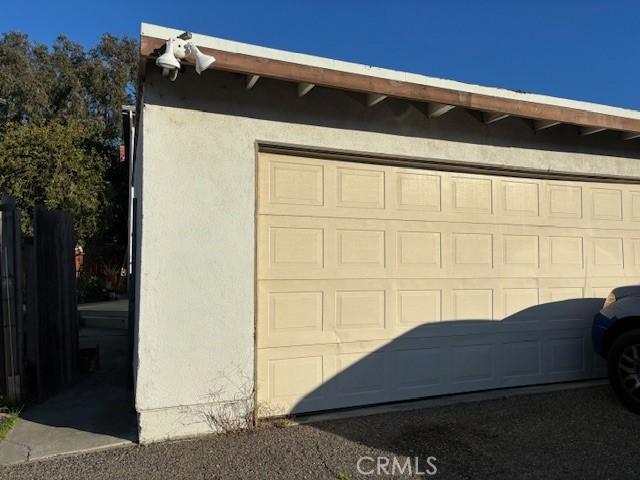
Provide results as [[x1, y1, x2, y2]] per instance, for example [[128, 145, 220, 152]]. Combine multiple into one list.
[[0, 121, 105, 239], [0, 32, 137, 243]]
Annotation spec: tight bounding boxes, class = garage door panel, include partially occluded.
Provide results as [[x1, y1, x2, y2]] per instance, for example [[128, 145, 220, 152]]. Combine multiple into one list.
[[334, 351, 386, 396], [546, 183, 583, 219], [498, 179, 540, 217], [335, 290, 386, 330], [336, 166, 386, 209], [546, 336, 587, 376], [269, 226, 324, 267], [396, 231, 441, 268], [449, 176, 493, 214], [502, 234, 540, 272], [337, 229, 386, 268], [259, 285, 589, 351], [547, 236, 583, 271], [503, 288, 539, 317], [397, 290, 442, 329], [268, 356, 325, 403], [451, 343, 497, 385], [589, 187, 622, 221], [393, 347, 444, 391], [631, 238, 640, 268], [502, 339, 542, 379], [630, 192, 640, 221], [259, 152, 640, 230], [590, 237, 624, 273], [266, 291, 324, 332], [259, 216, 639, 280], [258, 329, 594, 415], [592, 285, 618, 298], [257, 152, 638, 416], [396, 171, 441, 211], [258, 277, 633, 349], [451, 289, 494, 320], [451, 233, 493, 271], [267, 160, 325, 206]]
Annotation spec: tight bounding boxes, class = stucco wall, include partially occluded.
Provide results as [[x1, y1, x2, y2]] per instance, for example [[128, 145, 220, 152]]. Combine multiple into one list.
[[135, 65, 640, 442]]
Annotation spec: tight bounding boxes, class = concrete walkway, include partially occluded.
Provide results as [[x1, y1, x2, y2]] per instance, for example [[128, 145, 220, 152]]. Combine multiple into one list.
[[0, 369, 136, 464], [0, 301, 136, 465], [79, 299, 129, 330], [78, 299, 129, 313]]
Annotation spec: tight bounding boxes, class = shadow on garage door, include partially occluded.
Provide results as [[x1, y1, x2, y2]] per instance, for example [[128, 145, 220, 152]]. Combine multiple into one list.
[[288, 297, 607, 415]]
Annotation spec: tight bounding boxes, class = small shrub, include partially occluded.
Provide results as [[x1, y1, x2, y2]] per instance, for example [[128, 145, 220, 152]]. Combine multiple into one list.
[[77, 272, 108, 303], [196, 368, 286, 434], [0, 406, 21, 440]]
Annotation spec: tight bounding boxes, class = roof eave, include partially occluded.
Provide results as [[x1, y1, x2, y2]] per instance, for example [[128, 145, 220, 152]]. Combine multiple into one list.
[[139, 34, 640, 137]]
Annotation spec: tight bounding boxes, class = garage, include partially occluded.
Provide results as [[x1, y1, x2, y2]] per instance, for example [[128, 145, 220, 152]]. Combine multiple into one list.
[[133, 24, 640, 441], [256, 151, 636, 414]]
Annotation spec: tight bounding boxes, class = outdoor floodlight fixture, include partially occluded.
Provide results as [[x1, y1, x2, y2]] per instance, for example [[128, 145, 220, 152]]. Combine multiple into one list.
[[155, 32, 216, 81]]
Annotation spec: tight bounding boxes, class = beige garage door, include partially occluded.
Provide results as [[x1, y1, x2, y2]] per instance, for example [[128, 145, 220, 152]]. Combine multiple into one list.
[[256, 152, 640, 415]]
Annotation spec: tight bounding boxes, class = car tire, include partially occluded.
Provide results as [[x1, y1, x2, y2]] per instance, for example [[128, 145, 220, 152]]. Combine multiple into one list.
[[608, 329, 640, 414]]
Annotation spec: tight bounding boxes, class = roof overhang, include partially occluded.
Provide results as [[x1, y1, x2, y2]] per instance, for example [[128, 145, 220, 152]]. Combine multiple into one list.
[[139, 23, 640, 139]]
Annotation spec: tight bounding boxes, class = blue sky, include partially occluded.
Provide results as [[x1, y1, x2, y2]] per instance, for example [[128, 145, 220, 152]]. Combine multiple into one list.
[[3, 1, 640, 109]]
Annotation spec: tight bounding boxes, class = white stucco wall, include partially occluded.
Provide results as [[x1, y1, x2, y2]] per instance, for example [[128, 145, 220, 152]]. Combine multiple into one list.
[[134, 91, 257, 441], [134, 66, 640, 442]]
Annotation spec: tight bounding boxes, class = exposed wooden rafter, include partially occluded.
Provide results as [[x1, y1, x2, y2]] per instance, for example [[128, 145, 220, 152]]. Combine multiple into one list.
[[366, 93, 387, 107], [581, 126, 607, 136], [427, 103, 455, 118], [483, 112, 510, 125], [622, 132, 640, 141], [534, 120, 561, 132], [297, 82, 315, 97], [245, 74, 260, 89]]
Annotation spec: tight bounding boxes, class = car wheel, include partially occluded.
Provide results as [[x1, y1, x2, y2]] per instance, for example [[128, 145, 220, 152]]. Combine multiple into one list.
[[608, 329, 640, 413]]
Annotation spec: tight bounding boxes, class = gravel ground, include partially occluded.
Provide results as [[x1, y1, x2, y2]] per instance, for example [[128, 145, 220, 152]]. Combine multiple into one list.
[[2, 385, 639, 479]]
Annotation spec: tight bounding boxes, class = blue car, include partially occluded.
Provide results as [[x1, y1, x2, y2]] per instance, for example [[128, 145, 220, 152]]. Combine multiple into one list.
[[593, 285, 640, 413]]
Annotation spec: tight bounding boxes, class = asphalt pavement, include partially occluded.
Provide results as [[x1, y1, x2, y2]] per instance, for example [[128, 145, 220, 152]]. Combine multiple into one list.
[[2, 385, 638, 479]]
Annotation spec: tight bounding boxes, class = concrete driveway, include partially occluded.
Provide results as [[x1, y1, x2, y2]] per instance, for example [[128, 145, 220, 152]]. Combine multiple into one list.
[[2, 384, 639, 479]]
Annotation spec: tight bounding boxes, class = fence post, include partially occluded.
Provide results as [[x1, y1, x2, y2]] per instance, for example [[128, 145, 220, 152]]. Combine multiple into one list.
[[0, 196, 23, 404], [23, 237, 40, 398]]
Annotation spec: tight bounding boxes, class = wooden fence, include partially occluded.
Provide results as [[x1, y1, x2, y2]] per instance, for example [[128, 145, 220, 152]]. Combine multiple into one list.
[[28, 207, 78, 399], [0, 200, 78, 403]]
